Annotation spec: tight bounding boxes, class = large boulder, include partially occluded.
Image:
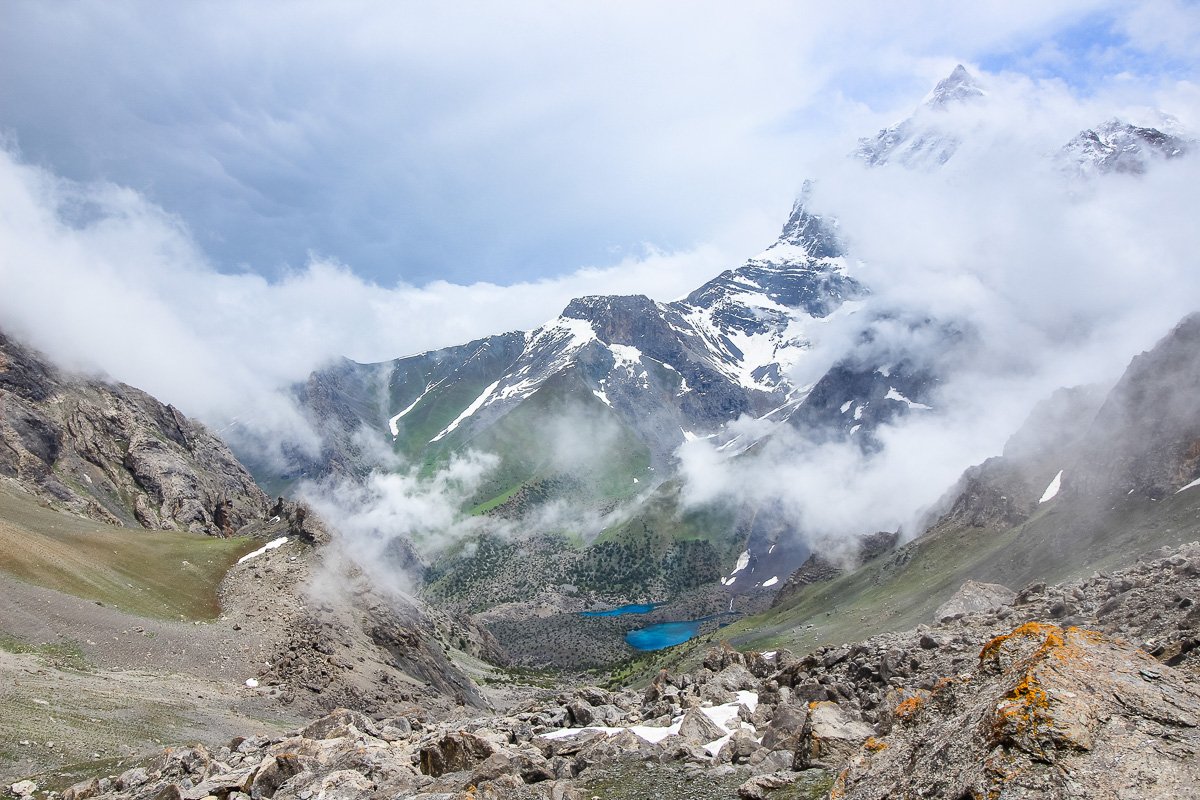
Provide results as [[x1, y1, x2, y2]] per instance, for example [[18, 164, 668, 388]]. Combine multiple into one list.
[[836, 623, 1200, 799], [419, 731, 496, 777], [677, 708, 728, 745], [760, 703, 809, 752], [794, 702, 874, 769], [934, 580, 1016, 621]]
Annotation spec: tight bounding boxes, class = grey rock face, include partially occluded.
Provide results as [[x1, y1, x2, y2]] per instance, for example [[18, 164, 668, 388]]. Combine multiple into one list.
[[1068, 314, 1200, 501], [837, 624, 1200, 799], [0, 330, 268, 534]]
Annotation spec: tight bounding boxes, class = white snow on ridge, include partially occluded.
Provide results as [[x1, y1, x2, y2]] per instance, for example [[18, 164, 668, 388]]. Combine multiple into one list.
[[1177, 477, 1200, 494], [238, 536, 288, 564], [389, 380, 445, 436], [430, 379, 501, 443], [592, 389, 612, 407], [885, 387, 932, 410], [731, 550, 751, 575], [539, 316, 598, 350], [608, 343, 644, 368], [1040, 470, 1064, 503], [840, 400, 853, 414], [762, 576, 779, 587]]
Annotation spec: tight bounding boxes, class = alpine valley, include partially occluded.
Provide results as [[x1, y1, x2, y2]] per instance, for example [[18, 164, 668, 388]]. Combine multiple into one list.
[[3, 66, 1200, 800]]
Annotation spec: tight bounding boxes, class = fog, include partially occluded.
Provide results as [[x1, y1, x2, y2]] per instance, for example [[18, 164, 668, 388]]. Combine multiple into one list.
[[677, 70, 1200, 553]]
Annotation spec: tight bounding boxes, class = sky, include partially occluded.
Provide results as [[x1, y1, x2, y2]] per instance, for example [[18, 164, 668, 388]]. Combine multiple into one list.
[[0, 0, 1198, 443]]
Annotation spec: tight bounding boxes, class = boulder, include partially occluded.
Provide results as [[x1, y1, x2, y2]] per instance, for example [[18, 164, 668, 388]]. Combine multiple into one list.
[[299, 708, 380, 740], [677, 708, 728, 745], [760, 703, 809, 752], [736, 771, 796, 800], [794, 702, 874, 769], [419, 731, 496, 777], [710, 663, 757, 692], [837, 624, 1200, 798], [574, 729, 654, 770], [934, 580, 1016, 621], [717, 729, 761, 764], [314, 769, 374, 800]]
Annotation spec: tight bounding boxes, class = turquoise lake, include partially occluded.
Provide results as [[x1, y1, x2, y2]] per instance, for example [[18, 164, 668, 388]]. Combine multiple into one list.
[[625, 613, 737, 651], [578, 603, 661, 618], [625, 620, 703, 650]]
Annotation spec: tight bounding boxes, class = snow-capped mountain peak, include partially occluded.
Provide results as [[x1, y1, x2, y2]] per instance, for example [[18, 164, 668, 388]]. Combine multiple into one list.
[[856, 64, 985, 169], [1060, 117, 1191, 176], [922, 64, 985, 109]]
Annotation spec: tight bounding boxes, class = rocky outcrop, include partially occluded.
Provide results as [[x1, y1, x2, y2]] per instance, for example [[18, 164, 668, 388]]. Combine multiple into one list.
[[1068, 313, 1200, 501], [836, 623, 1200, 798], [772, 531, 899, 608], [0, 330, 268, 534]]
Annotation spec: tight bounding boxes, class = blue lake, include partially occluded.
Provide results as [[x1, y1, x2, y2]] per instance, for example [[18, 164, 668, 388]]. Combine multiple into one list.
[[578, 603, 662, 618], [625, 620, 703, 650], [625, 613, 738, 651]]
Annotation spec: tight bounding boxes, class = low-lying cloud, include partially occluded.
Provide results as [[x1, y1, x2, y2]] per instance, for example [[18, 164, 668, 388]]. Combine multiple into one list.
[[678, 70, 1200, 550]]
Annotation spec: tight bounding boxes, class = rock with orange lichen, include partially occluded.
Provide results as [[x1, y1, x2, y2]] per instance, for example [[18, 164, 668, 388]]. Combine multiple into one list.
[[836, 623, 1200, 799]]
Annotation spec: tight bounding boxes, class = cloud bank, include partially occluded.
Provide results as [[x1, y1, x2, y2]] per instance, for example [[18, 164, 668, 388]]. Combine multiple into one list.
[[0, 143, 742, 461], [678, 70, 1200, 550]]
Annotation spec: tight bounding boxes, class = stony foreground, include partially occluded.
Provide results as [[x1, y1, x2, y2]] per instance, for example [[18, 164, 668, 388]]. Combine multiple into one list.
[[11, 542, 1200, 800]]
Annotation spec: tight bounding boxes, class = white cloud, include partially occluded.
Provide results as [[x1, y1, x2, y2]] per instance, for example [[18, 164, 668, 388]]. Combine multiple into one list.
[[679, 73, 1200, 547], [0, 143, 747, 461], [0, 2, 1180, 287]]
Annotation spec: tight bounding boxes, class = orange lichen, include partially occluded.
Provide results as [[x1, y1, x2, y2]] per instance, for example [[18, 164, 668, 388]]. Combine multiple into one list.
[[990, 669, 1053, 754], [864, 736, 889, 752], [1064, 626, 1104, 644], [894, 695, 925, 721], [931, 676, 957, 693], [829, 768, 849, 800], [979, 622, 1065, 663]]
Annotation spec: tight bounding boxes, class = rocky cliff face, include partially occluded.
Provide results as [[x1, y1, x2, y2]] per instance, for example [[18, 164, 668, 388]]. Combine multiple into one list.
[[919, 313, 1200, 542], [855, 64, 985, 169], [1066, 314, 1200, 501], [0, 331, 269, 535]]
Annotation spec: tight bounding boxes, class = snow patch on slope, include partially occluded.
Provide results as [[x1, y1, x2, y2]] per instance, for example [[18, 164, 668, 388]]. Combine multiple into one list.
[[1040, 470, 1064, 503], [430, 379, 501, 443], [885, 387, 932, 410]]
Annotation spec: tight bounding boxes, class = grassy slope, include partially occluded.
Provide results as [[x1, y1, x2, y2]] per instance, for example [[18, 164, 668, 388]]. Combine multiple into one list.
[[0, 485, 254, 620], [453, 372, 653, 512], [727, 488, 1200, 655]]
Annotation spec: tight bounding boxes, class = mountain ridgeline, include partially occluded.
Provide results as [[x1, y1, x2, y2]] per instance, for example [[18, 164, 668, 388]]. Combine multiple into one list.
[[266, 65, 1197, 662]]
